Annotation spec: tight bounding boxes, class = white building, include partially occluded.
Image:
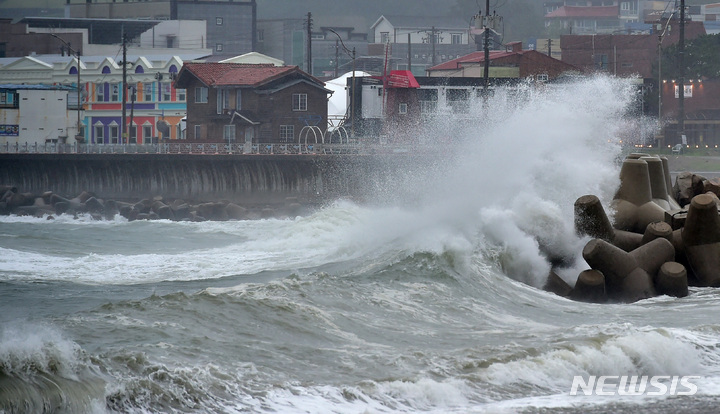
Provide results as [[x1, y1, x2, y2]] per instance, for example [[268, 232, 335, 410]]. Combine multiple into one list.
[[0, 84, 77, 146]]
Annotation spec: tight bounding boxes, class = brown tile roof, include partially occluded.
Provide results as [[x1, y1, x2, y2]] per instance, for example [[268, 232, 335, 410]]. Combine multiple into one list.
[[428, 50, 516, 71], [180, 63, 303, 87]]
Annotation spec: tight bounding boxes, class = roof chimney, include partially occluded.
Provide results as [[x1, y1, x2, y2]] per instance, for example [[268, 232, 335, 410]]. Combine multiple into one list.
[[506, 41, 522, 53]]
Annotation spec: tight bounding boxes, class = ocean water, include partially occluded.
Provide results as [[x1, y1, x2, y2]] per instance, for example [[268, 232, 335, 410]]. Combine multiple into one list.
[[2, 76, 720, 414]]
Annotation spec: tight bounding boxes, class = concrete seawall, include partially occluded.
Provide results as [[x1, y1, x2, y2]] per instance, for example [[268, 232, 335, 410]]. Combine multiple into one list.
[[0, 153, 438, 205]]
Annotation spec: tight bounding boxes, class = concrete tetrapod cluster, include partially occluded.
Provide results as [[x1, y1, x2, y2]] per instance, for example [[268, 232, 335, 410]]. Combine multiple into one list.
[[546, 154, 720, 303]]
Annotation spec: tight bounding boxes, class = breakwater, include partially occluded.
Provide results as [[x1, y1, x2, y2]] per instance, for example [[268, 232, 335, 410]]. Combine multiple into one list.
[[0, 153, 438, 206]]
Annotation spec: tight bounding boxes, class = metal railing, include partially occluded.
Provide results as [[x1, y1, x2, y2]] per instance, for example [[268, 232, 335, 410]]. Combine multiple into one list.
[[0, 141, 425, 156]]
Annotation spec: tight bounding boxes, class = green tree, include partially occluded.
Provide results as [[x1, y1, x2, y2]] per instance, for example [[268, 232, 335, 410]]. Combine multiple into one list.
[[659, 33, 720, 80]]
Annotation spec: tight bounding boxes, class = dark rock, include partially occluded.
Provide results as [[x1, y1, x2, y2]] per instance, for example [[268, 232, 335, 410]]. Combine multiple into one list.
[[171, 203, 191, 221], [197, 202, 228, 221], [54, 201, 70, 215], [225, 203, 247, 220], [85, 197, 105, 214], [155, 205, 174, 220]]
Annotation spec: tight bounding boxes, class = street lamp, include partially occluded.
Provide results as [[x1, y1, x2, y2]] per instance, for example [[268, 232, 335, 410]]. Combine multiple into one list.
[[326, 29, 356, 138], [49, 33, 83, 143]]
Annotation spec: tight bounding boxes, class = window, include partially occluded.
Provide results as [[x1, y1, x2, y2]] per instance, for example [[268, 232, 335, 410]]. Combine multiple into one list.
[[380, 32, 389, 43], [217, 89, 230, 114], [216, 17, 223, 25], [537, 73, 549, 82], [399, 103, 408, 114], [216, 43, 223, 52], [194, 124, 202, 139], [96, 83, 105, 102], [143, 124, 153, 143], [595, 54, 608, 70], [280, 125, 294, 142], [94, 124, 104, 144], [451, 33, 462, 44], [162, 83, 171, 101], [292, 93, 307, 111], [447, 89, 470, 113], [143, 82, 153, 101], [109, 124, 119, 144], [195, 87, 208, 103], [129, 124, 137, 144], [224, 125, 236, 142], [166, 36, 176, 48], [257, 29, 264, 42], [236, 89, 242, 110], [177, 88, 186, 101], [111, 83, 119, 101], [0, 90, 17, 107]]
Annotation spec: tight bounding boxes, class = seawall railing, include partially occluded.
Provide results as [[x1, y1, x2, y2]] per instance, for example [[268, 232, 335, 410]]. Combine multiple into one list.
[[0, 142, 418, 156]]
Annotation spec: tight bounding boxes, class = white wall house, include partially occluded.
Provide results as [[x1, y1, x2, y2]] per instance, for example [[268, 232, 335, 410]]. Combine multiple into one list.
[[0, 85, 76, 146], [370, 15, 471, 45]]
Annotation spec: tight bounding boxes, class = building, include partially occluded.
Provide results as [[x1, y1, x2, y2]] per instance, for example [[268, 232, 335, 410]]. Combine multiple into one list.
[[349, 71, 528, 141], [660, 79, 720, 147], [174, 63, 330, 144], [369, 15, 478, 75], [0, 19, 84, 58], [0, 54, 201, 144], [16, 17, 211, 58], [426, 41, 579, 81], [560, 21, 706, 78], [0, 84, 78, 146], [546, 4, 623, 35], [256, 16, 370, 77], [544, 0, 671, 35], [64, 0, 256, 56]]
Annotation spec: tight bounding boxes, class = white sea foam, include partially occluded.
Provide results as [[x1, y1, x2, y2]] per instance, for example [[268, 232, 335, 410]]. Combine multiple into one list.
[[0, 323, 83, 379], [479, 327, 713, 391]]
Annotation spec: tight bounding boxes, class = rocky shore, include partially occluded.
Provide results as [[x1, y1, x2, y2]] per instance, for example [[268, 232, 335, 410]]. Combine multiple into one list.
[[0, 185, 311, 221]]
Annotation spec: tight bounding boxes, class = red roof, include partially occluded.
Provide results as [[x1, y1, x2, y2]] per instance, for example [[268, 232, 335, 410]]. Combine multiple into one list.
[[428, 50, 516, 71], [546, 5, 618, 18], [179, 63, 307, 87]]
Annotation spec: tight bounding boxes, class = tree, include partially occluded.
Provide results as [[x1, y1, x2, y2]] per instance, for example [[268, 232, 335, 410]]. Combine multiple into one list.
[[659, 33, 720, 80]]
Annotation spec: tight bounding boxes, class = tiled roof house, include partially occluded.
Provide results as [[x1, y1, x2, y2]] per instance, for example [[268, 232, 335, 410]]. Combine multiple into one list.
[[175, 63, 330, 144]]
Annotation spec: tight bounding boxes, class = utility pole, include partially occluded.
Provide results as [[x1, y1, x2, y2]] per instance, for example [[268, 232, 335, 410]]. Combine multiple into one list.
[[408, 33, 412, 72], [431, 26, 436, 66], [306, 12, 313, 75], [483, 0, 490, 94], [121, 33, 128, 145], [474, 5, 501, 97], [678, 0, 686, 144], [334, 39, 339, 78]]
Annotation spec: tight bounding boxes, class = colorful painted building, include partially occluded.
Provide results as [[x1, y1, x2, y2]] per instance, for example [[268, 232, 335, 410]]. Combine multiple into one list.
[[0, 53, 205, 144]]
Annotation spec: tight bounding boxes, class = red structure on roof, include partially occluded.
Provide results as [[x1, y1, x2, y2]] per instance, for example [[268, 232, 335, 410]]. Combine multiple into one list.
[[386, 70, 420, 88]]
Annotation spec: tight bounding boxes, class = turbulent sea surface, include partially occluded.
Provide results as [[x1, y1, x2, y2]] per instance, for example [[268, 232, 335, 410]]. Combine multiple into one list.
[[2, 76, 720, 413]]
